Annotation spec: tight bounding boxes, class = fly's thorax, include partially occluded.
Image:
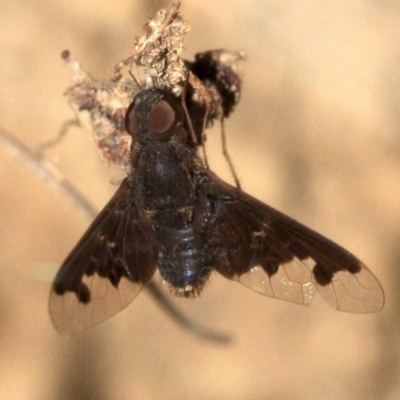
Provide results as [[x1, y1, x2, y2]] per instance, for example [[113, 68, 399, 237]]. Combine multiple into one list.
[[130, 141, 196, 210]]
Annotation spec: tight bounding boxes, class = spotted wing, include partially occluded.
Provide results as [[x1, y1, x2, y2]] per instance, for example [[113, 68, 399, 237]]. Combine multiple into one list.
[[49, 178, 158, 334], [205, 171, 384, 313]]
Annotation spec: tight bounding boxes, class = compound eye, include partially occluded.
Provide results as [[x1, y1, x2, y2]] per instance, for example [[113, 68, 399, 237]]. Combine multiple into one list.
[[125, 102, 138, 136], [148, 99, 177, 133]]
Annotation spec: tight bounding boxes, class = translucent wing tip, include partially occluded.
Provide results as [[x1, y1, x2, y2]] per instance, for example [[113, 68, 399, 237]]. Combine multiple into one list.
[[49, 275, 142, 335], [237, 260, 384, 314]]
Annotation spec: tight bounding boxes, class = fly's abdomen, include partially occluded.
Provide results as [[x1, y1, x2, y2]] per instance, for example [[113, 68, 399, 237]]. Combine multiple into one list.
[[157, 225, 211, 297]]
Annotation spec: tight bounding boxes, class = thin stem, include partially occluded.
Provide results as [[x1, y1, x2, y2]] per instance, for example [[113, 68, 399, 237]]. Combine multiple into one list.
[[146, 281, 231, 344], [0, 126, 97, 220]]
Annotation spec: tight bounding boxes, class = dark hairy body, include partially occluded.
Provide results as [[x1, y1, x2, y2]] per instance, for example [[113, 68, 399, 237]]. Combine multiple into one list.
[[49, 88, 384, 334]]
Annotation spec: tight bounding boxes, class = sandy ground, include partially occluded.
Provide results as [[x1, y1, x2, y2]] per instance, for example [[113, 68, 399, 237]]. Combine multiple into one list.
[[0, 1, 399, 399]]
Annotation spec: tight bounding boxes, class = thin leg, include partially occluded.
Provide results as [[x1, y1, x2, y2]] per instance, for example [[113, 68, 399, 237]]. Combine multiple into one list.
[[180, 79, 199, 145], [220, 115, 241, 189], [180, 80, 210, 168]]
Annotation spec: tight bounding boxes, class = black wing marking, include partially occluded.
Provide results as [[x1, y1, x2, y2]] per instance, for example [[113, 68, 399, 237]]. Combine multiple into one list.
[[49, 178, 158, 334], [205, 171, 384, 313]]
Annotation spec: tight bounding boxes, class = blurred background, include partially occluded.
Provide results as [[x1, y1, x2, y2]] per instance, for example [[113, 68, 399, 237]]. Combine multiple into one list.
[[0, 0, 399, 399]]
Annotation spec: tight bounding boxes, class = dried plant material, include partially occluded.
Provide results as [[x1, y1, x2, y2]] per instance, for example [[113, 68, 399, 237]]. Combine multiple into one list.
[[187, 49, 246, 120], [62, 50, 136, 169], [61, 1, 245, 171], [115, 0, 190, 95]]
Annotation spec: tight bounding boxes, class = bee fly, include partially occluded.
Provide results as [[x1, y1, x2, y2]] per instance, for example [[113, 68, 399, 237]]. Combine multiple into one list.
[[49, 87, 384, 334]]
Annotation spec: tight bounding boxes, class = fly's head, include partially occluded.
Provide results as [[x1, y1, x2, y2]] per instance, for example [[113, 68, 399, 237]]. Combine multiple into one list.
[[125, 88, 185, 143]]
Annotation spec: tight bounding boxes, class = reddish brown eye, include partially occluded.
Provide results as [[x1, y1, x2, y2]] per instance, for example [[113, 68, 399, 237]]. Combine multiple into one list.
[[148, 100, 176, 133], [125, 102, 139, 136]]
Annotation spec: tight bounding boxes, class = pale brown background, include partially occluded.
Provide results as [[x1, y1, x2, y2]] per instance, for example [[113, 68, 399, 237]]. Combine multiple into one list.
[[0, 0, 399, 399]]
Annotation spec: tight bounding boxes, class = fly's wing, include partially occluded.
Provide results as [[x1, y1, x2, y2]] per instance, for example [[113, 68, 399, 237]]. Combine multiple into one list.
[[205, 171, 384, 313], [49, 178, 158, 334]]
